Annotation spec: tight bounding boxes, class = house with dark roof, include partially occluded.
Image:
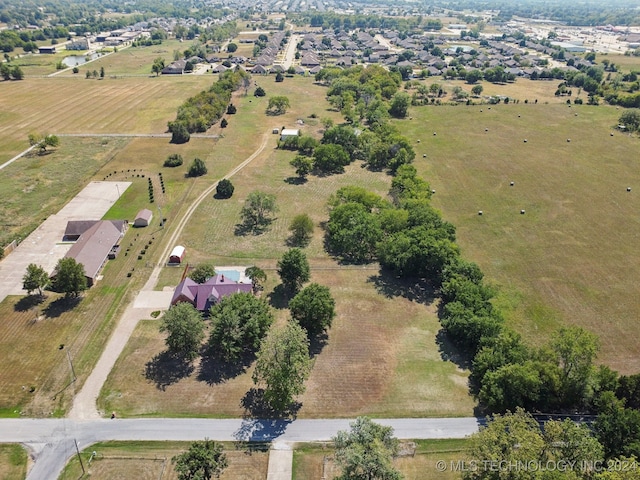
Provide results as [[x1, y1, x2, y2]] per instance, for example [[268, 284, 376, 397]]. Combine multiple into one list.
[[171, 274, 253, 311], [63, 220, 99, 241], [61, 220, 127, 286]]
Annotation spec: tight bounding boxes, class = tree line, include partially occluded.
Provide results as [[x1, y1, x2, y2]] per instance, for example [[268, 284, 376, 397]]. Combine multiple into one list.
[[168, 69, 249, 144]]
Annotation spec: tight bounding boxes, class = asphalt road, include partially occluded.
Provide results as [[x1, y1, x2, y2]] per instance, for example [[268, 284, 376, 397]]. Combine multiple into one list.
[[0, 417, 481, 479]]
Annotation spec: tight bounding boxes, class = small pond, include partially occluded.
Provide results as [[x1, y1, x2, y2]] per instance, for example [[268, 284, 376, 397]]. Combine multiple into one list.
[[62, 52, 100, 67]]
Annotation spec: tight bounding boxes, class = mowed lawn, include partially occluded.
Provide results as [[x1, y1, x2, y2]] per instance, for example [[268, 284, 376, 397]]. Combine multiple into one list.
[[402, 100, 640, 373], [0, 74, 213, 164], [60, 441, 269, 480]]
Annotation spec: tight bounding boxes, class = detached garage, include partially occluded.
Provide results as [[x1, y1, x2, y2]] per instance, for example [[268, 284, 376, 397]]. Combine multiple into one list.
[[134, 209, 153, 228], [169, 245, 185, 265]]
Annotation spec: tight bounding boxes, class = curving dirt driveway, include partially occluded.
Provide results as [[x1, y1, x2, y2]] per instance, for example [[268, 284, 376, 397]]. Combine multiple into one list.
[[68, 132, 271, 420]]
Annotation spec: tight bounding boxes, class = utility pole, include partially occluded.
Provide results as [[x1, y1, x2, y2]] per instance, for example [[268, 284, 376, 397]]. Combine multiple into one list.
[[75, 439, 85, 474]]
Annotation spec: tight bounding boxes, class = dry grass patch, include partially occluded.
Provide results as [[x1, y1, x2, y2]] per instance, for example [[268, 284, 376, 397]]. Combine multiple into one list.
[[0, 75, 213, 163], [60, 441, 268, 480], [100, 266, 473, 418], [293, 439, 470, 480], [401, 102, 640, 372], [0, 136, 129, 247], [0, 444, 28, 480]]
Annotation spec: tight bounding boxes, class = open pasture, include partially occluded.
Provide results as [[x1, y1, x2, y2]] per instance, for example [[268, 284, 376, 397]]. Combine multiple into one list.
[[402, 102, 640, 373], [60, 441, 269, 480], [0, 74, 213, 164]]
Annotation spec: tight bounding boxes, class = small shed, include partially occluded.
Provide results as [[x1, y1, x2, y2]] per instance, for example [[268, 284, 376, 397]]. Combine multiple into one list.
[[134, 209, 153, 228], [169, 245, 185, 265], [280, 128, 300, 141]]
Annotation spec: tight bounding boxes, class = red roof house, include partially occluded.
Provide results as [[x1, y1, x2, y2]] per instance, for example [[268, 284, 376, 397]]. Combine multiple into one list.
[[171, 274, 253, 311]]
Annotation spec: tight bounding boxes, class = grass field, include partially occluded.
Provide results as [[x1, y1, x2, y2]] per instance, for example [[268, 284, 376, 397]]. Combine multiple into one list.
[[0, 444, 28, 480], [0, 74, 213, 164], [292, 439, 470, 480], [60, 441, 269, 480], [400, 99, 640, 373]]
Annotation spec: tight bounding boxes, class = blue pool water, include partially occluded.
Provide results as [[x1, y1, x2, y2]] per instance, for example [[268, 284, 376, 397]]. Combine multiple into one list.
[[216, 269, 240, 282]]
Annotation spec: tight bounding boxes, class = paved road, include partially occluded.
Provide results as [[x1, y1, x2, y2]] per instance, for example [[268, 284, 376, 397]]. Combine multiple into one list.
[[0, 417, 481, 479]]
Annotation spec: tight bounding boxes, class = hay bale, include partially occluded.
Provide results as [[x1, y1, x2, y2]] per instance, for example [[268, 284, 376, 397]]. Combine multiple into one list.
[[567, 138, 570, 142], [627, 187, 632, 192], [485, 128, 488, 132], [431, 189, 436, 194], [423, 154, 426, 158], [523, 139, 528, 143], [433, 132, 437, 136], [478, 210, 483, 215], [610, 132, 614, 136], [510, 182, 515, 186], [520, 209, 525, 215]]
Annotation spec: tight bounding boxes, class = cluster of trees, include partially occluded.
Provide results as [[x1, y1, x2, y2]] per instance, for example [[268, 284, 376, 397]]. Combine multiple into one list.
[[0, 27, 67, 53], [28, 133, 59, 154], [317, 65, 402, 124], [0, 63, 24, 80], [283, 124, 415, 179], [168, 69, 249, 143], [618, 109, 640, 132]]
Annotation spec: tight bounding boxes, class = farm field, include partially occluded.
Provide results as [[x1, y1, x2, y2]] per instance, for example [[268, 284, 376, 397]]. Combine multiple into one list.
[[59, 441, 269, 480], [0, 74, 213, 164], [293, 439, 469, 480], [401, 100, 640, 373]]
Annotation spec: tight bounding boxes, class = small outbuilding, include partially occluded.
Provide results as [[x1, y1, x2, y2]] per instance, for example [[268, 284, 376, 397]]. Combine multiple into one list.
[[280, 128, 300, 141], [169, 245, 186, 265], [134, 209, 153, 228]]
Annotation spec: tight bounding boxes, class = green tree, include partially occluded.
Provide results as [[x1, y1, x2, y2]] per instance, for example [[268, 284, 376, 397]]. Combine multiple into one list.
[[220, 118, 228, 128], [551, 326, 599, 408], [333, 417, 402, 480], [169, 121, 191, 144], [471, 84, 484, 96], [266, 95, 290, 115], [52, 257, 87, 298], [208, 292, 274, 362], [277, 248, 310, 293], [188, 264, 216, 283], [327, 202, 381, 263], [465, 69, 483, 84], [240, 191, 278, 233], [388, 92, 410, 118], [216, 179, 234, 199], [151, 57, 165, 76], [0, 63, 11, 80], [595, 394, 640, 460], [252, 321, 312, 412], [245, 266, 267, 293], [619, 109, 640, 132], [226, 42, 237, 53], [254, 86, 266, 97], [288, 213, 314, 246], [22, 263, 49, 296], [10, 65, 23, 80], [290, 155, 313, 179], [172, 438, 228, 480], [289, 283, 335, 338], [313, 144, 350, 174], [160, 302, 205, 360], [29, 133, 60, 154], [99, 66, 105, 78], [275, 71, 284, 82], [466, 409, 603, 480], [164, 153, 183, 167], [188, 158, 207, 177]]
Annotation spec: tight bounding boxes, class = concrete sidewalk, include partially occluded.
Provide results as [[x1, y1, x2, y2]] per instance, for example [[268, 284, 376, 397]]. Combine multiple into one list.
[[267, 443, 293, 480]]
